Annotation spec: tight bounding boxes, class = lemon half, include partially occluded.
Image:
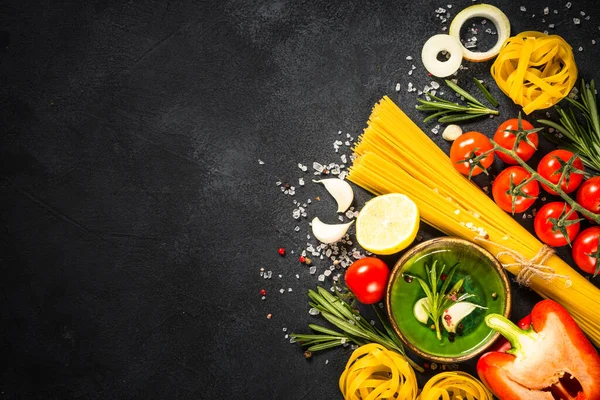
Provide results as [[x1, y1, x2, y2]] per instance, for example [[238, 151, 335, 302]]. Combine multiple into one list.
[[356, 193, 419, 255]]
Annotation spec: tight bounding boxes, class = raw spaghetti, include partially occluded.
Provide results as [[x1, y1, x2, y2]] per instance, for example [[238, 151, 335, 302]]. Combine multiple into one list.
[[348, 96, 600, 346]]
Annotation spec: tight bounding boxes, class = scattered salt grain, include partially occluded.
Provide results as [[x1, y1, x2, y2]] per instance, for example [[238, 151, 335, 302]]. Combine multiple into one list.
[[574, 18, 581, 25], [406, 56, 413, 60], [299, 177, 305, 186], [318, 274, 325, 282], [258, 159, 265, 165], [309, 266, 316, 275], [309, 308, 320, 315], [566, 2, 572, 9], [395, 83, 401, 92], [323, 270, 332, 277], [279, 288, 285, 294], [544, 7, 549, 15], [520, 6, 526, 12]]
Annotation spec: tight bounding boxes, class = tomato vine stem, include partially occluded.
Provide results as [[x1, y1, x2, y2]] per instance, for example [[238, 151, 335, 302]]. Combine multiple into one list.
[[491, 142, 600, 224]]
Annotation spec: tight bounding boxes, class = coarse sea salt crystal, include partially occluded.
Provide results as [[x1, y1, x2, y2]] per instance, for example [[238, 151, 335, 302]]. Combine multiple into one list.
[[309, 307, 320, 315], [258, 159, 265, 165], [395, 83, 401, 92]]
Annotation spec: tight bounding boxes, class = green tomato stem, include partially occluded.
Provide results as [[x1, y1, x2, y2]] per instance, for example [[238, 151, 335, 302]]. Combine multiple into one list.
[[491, 142, 600, 224]]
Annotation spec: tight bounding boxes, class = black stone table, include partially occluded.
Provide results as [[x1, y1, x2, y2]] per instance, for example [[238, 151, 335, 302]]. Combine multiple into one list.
[[2, 0, 599, 398]]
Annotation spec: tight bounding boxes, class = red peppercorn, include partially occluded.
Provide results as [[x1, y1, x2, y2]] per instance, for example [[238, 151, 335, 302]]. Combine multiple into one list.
[[259, 289, 267, 296], [299, 256, 306, 263], [441, 273, 447, 281], [278, 247, 286, 256]]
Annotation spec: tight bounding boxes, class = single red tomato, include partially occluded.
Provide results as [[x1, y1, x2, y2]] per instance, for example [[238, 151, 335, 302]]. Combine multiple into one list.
[[572, 227, 600, 276], [492, 166, 539, 214], [449, 131, 494, 177], [533, 202, 581, 247], [576, 176, 600, 219], [537, 150, 584, 195], [345, 257, 390, 304], [494, 118, 539, 164]]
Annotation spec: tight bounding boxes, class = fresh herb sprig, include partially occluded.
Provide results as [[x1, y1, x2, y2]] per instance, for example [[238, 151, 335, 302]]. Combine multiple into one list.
[[290, 286, 423, 372], [538, 79, 600, 173], [416, 261, 472, 341], [416, 78, 499, 123]]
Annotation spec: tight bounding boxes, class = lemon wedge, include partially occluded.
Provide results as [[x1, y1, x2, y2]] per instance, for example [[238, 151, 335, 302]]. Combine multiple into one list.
[[356, 193, 419, 255]]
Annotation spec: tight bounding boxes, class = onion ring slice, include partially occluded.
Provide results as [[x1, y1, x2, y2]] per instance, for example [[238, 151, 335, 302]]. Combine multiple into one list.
[[421, 34, 463, 78], [449, 4, 510, 62]]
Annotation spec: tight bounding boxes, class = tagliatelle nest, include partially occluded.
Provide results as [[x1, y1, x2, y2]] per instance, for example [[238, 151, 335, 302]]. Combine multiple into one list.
[[339, 343, 418, 400], [491, 31, 577, 114]]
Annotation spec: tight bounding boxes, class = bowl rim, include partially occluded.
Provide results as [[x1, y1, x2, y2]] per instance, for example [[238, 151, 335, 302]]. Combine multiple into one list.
[[385, 236, 512, 363]]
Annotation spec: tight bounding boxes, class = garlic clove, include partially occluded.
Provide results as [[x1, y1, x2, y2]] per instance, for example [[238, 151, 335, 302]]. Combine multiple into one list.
[[442, 301, 487, 333], [311, 217, 354, 244], [313, 178, 354, 213], [413, 297, 431, 324], [442, 124, 463, 141]]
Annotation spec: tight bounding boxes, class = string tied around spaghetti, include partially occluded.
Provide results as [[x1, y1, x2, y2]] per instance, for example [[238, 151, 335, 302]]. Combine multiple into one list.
[[474, 236, 571, 287]]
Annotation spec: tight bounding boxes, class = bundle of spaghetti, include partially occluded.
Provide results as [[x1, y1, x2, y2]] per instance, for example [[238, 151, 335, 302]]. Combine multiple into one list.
[[348, 96, 600, 346]]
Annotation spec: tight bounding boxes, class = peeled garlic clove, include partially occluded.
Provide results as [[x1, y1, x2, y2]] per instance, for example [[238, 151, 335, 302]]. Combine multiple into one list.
[[442, 124, 462, 141], [313, 178, 354, 213], [413, 297, 431, 324], [311, 217, 354, 244], [442, 301, 487, 333]]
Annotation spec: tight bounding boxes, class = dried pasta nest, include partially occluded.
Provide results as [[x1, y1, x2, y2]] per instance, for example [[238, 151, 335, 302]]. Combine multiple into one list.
[[491, 31, 577, 115], [339, 343, 418, 400]]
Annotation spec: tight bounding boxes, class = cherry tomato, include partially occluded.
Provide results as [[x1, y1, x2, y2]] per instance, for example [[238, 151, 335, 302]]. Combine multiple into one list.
[[449, 132, 494, 177], [492, 166, 539, 214], [494, 118, 539, 164], [572, 226, 600, 276], [537, 150, 584, 195], [533, 202, 581, 247], [345, 257, 390, 304], [576, 177, 600, 219]]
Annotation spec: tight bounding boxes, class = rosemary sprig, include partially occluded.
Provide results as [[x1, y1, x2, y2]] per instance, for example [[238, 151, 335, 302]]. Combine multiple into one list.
[[290, 286, 424, 372], [538, 79, 600, 173], [416, 79, 499, 123], [415, 260, 469, 341]]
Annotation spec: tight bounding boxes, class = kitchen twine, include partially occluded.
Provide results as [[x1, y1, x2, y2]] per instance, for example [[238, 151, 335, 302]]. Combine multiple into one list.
[[474, 236, 572, 288]]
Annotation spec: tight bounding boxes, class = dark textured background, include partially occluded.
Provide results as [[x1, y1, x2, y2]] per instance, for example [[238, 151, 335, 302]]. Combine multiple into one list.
[[1, 0, 599, 398]]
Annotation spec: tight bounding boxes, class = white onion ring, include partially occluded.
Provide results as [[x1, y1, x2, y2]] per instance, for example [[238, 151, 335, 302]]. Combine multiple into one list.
[[449, 4, 511, 62], [421, 34, 463, 78]]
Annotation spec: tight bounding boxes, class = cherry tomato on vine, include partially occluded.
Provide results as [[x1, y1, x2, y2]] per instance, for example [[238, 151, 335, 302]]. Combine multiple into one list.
[[533, 202, 581, 247], [576, 176, 600, 219], [492, 166, 539, 214], [572, 226, 600, 276], [449, 131, 494, 178], [494, 118, 539, 164], [345, 257, 390, 304], [537, 150, 584, 195]]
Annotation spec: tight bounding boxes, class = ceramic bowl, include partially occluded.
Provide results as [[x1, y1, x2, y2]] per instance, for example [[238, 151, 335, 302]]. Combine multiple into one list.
[[386, 237, 511, 363]]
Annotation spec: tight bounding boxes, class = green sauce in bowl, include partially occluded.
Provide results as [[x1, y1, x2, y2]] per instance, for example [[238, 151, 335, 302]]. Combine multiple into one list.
[[386, 237, 511, 363]]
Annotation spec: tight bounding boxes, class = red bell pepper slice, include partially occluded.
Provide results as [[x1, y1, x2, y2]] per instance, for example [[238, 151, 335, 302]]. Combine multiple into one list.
[[477, 299, 600, 400]]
